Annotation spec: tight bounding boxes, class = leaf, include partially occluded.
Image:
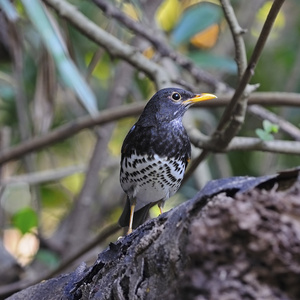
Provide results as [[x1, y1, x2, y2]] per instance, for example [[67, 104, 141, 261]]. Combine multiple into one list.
[[171, 2, 222, 46], [190, 24, 219, 49], [156, 0, 182, 32], [262, 120, 279, 134], [189, 52, 237, 74], [21, 0, 98, 116], [255, 128, 274, 141], [251, 1, 285, 39], [12, 207, 38, 235]]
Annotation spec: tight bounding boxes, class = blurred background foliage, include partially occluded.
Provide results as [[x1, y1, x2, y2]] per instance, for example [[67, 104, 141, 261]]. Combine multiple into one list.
[[0, 0, 300, 289]]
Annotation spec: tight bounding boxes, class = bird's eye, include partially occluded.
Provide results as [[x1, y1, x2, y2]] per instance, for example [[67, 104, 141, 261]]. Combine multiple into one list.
[[172, 92, 181, 101]]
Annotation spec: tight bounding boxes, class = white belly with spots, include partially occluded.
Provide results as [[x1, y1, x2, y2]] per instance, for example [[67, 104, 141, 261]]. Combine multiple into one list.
[[120, 153, 186, 211]]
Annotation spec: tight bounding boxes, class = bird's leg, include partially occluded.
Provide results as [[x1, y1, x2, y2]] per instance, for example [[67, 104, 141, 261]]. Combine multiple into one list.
[[158, 201, 163, 215], [127, 200, 136, 235]]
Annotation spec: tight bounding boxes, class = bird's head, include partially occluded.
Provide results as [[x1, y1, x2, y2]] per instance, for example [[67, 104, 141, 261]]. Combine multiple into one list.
[[138, 87, 217, 126]]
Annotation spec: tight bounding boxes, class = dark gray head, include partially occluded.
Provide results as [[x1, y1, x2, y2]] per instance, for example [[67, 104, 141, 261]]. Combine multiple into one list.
[[136, 87, 216, 126]]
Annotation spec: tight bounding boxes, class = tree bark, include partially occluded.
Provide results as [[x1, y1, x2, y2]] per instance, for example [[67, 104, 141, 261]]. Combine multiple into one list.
[[7, 167, 300, 300]]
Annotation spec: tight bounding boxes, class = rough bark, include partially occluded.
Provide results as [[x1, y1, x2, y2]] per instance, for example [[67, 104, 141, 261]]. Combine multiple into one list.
[[7, 167, 300, 300]]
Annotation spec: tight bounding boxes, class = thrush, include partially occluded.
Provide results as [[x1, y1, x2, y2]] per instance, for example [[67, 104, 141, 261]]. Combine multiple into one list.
[[119, 87, 216, 234]]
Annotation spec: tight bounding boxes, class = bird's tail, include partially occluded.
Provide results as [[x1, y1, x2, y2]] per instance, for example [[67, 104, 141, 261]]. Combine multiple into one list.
[[118, 196, 151, 229]]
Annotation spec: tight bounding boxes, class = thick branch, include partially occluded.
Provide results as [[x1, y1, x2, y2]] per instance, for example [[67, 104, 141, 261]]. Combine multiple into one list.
[[5, 169, 300, 299]]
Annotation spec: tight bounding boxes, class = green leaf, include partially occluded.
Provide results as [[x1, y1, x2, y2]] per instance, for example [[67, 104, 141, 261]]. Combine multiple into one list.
[[262, 120, 279, 133], [255, 128, 274, 141], [12, 207, 38, 235], [171, 2, 222, 46], [189, 52, 237, 74], [21, 0, 98, 116]]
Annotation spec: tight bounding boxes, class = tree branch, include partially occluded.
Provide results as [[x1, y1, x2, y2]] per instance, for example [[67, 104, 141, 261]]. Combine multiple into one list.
[[215, 0, 285, 140], [185, 0, 281, 179], [92, 0, 229, 91], [0, 91, 299, 166], [189, 130, 300, 155], [42, 0, 171, 89], [220, 0, 247, 79], [1, 165, 87, 186], [4, 170, 300, 299], [0, 102, 141, 165]]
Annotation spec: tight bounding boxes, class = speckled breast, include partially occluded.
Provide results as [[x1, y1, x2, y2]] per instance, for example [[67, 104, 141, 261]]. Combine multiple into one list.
[[120, 152, 186, 211]]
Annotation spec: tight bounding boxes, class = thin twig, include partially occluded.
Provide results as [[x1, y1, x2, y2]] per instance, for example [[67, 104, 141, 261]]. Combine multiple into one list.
[[1, 165, 87, 186], [190, 133, 300, 155], [220, 0, 247, 79]]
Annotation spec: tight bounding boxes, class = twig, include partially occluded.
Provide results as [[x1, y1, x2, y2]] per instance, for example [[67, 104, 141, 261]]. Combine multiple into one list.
[[190, 133, 300, 155], [220, 0, 247, 79], [92, 0, 229, 91], [1, 165, 87, 186], [42, 0, 171, 89]]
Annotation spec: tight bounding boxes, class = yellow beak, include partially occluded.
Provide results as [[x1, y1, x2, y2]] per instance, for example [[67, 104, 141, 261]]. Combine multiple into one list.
[[183, 93, 217, 105]]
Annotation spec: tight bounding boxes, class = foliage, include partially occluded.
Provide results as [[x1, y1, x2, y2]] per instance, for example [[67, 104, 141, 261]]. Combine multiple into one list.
[[12, 207, 38, 235], [256, 120, 279, 141]]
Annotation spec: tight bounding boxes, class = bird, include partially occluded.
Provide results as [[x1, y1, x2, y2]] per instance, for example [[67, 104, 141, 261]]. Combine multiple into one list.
[[119, 87, 216, 234]]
